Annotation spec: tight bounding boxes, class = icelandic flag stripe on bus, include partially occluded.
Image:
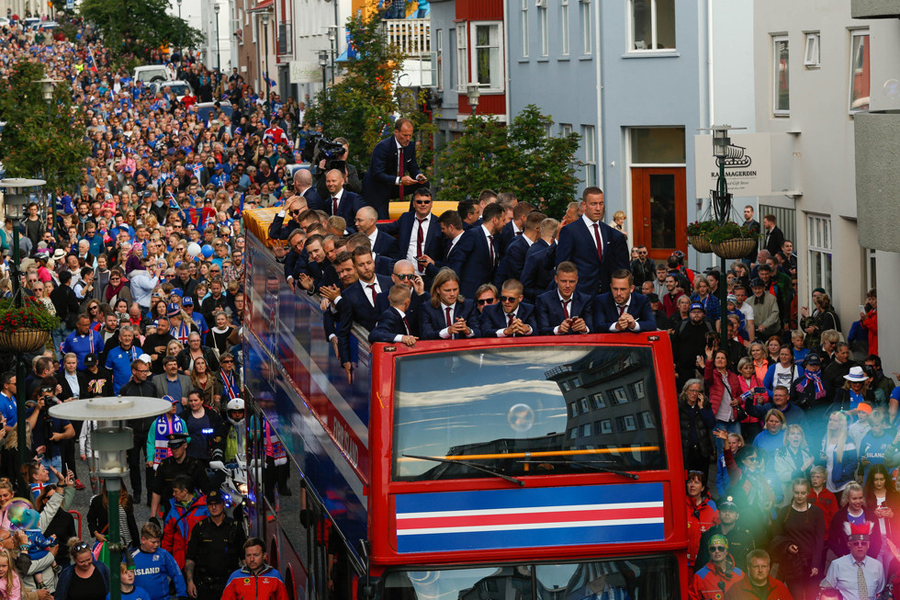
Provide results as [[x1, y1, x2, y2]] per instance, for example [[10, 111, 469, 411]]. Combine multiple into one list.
[[394, 483, 665, 554]]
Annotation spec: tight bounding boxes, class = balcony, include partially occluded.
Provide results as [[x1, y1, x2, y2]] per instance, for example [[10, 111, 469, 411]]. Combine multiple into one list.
[[383, 18, 431, 58]]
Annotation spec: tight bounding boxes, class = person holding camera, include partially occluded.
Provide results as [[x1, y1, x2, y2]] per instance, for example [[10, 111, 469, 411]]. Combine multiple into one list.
[[25, 384, 75, 485], [312, 137, 362, 200]]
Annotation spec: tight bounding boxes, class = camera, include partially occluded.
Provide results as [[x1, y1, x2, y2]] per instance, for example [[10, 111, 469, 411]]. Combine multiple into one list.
[[301, 133, 346, 166]]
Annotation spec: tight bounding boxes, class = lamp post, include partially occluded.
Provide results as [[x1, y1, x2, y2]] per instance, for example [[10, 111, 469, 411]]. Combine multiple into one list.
[[0, 178, 46, 468], [214, 3, 221, 74], [36, 78, 59, 236], [328, 26, 337, 86], [318, 50, 329, 99], [466, 82, 481, 117], [708, 124, 740, 349], [261, 12, 270, 110], [49, 396, 170, 600], [177, 0, 182, 19]]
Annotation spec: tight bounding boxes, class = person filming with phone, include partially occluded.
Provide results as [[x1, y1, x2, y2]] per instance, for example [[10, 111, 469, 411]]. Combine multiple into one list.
[[679, 379, 715, 474]]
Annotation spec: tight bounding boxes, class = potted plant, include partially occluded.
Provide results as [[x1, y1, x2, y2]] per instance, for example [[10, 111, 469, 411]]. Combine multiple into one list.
[[708, 222, 760, 259], [0, 297, 61, 353], [686, 221, 717, 253]]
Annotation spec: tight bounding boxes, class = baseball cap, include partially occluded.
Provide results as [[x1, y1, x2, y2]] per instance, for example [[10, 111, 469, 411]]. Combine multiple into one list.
[[690, 302, 705, 313], [804, 353, 822, 367], [136, 354, 152, 365], [182, 297, 194, 307], [647, 293, 660, 303], [84, 353, 98, 368], [162, 395, 179, 404]]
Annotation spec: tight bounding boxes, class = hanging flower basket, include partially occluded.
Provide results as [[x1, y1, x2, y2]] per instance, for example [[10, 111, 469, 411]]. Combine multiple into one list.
[[0, 329, 50, 353], [687, 235, 712, 253], [712, 238, 758, 259]]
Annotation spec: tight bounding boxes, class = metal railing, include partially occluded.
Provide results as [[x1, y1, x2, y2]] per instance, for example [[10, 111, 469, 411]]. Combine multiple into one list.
[[382, 18, 431, 57]]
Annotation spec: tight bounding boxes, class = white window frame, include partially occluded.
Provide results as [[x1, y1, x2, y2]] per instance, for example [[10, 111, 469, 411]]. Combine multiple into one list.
[[807, 215, 832, 300], [521, 0, 529, 58], [627, 0, 676, 52], [434, 29, 443, 92], [469, 21, 505, 93], [538, 2, 549, 57], [580, 0, 592, 55], [591, 392, 605, 409], [583, 124, 597, 187], [600, 419, 612, 434], [622, 415, 637, 432], [804, 32, 820, 68], [612, 387, 628, 405], [455, 22, 468, 93], [560, 0, 570, 56], [561, 123, 573, 137], [773, 34, 790, 116], [849, 30, 870, 114]]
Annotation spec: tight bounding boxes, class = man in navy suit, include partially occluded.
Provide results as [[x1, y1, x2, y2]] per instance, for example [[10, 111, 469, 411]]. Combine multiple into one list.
[[556, 187, 629, 295], [363, 118, 426, 219], [521, 217, 560, 302], [446, 202, 509, 298], [379, 188, 444, 281], [495, 211, 544, 285], [292, 168, 324, 211], [423, 209, 464, 281], [283, 229, 308, 292], [497, 199, 531, 256], [324, 169, 365, 230], [268, 195, 307, 241], [368, 285, 418, 347], [480, 280, 537, 337], [354, 206, 401, 265], [375, 260, 429, 336], [536, 261, 593, 335], [420, 269, 480, 340], [337, 248, 393, 378], [592, 269, 657, 332]]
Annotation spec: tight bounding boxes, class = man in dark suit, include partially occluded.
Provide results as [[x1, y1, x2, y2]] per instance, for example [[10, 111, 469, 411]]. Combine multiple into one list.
[[497, 200, 532, 256], [742, 205, 761, 264], [337, 248, 393, 377], [446, 202, 509, 299], [521, 217, 560, 303], [555, 187, 629, 295], [283, 229, 308, 292], [379, 188, 444, 281], [297, 234, 338, 294], [423, 209, 464, 281], [323, 169, 365, 229], [354, 206, 401, 265], [420, 269, 480, 340], [294, 167, 325, 210], [268, 195, 307, 241], [495, 211, 544, 285], [592, 269, 657, 332], [368, 285, 418, 347], [536, 261, 593, 335], [375, 260, 429, 337], [362, 117, 426, 219], [763, 214, 785, 258], [480, 280, 537, 337]]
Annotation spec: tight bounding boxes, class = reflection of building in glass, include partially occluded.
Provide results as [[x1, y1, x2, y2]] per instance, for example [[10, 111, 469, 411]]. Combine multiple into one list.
[[544, 348, 663, 468], [457, 567, 533, 600]]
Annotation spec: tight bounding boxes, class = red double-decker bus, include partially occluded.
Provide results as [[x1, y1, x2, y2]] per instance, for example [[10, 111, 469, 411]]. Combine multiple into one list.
[[242, 210, 688, 600]]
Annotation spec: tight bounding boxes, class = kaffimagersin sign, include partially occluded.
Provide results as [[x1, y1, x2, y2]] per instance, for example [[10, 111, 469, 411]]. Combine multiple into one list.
[[693, 133, 772, 197]]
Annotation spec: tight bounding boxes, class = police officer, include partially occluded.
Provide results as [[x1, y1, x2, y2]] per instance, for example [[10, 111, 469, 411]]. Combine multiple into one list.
[[149, 433, 210, 521], [184, 489, 247, 600]]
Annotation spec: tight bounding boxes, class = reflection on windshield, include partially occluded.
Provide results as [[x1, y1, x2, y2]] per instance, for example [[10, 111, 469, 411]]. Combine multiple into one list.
[[382, 556, 678, 600], [392, 346, 666, 481]]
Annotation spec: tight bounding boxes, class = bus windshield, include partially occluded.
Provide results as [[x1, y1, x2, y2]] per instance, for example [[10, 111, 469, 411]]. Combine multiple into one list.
[[392, 345, 666, 481], [382, 555, 680, 599]]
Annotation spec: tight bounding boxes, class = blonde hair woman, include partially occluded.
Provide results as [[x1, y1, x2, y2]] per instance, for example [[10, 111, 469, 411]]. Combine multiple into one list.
[[822, 411, 858, 493]]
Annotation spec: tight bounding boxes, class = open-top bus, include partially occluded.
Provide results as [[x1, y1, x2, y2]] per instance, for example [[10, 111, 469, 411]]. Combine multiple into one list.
[[242, 208, 688, 599]]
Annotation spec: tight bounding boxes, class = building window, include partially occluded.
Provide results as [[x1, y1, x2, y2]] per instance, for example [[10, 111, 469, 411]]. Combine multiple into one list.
[[580, 398, 590, 413], [612, 387, 628, 405], [581, 424, 591, 437], [435, 29, 443, 91], [456, 22, 468, 93], [850, 31, 870, 113], [639, 411, 655, 429], [600, 419, 612, 434], [632, 381, 645, 399], [471, 22, 504, 92], [629, 0, 676, 51], [804, 32, 820, 68], [807, 215, 832, 299], [538, 3, 549, 57], [521, 0, 528, 58], [561, 0, 570, 55], [561, 123, 573, 137], [773, 35, 790, 115], [591, 392, 605, 409], [582, 125, 596, 186], [580, 0, 592, 55], [569, 402, 578, 417]]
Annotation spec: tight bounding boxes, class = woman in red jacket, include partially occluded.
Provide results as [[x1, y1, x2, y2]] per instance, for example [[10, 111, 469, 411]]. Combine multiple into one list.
[[687, 470, 719, 571], [704, 348, 745, 458]]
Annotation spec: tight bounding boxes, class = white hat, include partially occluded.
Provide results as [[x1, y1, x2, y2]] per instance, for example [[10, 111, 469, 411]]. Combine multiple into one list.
[[844, 366, 868, 382], [52, 248, 66, 261], [136, 354, 153, 364]]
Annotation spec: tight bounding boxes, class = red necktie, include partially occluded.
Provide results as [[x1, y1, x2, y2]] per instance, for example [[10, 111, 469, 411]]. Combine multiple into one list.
[[398, 148, 405, 204], [561, 300, 570, 319], [402, 317, 411, 335], [488, 235, 496, 267], [445, 307, 454, 339], [332, 196, 338, 215], [367, 284, 377, 305], [592, 222, 603, 264], [416, 218, 425, 257], [507, 313, 515, 327], [618, 304, 625, 316]]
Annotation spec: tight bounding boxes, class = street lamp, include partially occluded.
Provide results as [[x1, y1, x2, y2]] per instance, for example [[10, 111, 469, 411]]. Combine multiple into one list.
[[261, 12, 270, 110], [35, 78, 60, 236], [466, 82, 481, 116], [214, 3, 221, 74], [328, 26, 337, 86], [49, 396, 170, 600], [0, 178, 45, 468], [177, 0, 182, 19], [318, 50, 329, 98]]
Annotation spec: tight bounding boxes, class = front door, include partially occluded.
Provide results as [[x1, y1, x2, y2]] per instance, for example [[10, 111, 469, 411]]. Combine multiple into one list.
[[631, 167, 687, 261]]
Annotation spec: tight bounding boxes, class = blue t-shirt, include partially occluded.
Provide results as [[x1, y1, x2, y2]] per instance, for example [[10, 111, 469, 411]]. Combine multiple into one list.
[[0, 393, 16, 427], [105, 345, 142, 395], [62, 330, 105, 370]]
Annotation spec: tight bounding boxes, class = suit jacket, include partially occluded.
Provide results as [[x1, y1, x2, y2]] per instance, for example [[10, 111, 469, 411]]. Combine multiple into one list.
[[300, 185, 325, 211], [268, 214, 303, 241], [152, 373, 193, 400], [494, 234, 532, 285], [322, 190, 366, 230], [764, 225, 785, 257], [592, 292, 657, 332], [57, 371, 88, 402], [375, 290, 430, 337], [379, 211, 444, 264], [367, 307, 414, 344], [419, 299, 481, 340], [363, 135, 422, 219], [535, 290, 594, 335], [520, 240, 553, 302], [556, 219, 629, 295], [284, 248, 309, 281], [446, 226, 497, 299], [371, 230, 402, 262], [337, 275, 393, 364], [479, 302, 538, 337], [498, 220, 519, 257]]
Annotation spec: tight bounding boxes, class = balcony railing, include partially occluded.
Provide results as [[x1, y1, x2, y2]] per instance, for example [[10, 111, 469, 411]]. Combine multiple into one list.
[[383, 18, 431, 57]]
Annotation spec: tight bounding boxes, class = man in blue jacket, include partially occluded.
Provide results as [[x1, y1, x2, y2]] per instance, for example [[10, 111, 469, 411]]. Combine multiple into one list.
[[131, 522, 188, 600]]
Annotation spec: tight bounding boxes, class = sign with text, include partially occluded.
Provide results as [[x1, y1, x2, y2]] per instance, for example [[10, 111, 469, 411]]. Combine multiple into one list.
[[290, 61, 322, 84], [693, 133, 772, 198]]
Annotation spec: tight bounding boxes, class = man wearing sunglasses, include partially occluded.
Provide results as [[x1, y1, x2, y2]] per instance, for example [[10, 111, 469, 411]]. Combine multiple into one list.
[[379, 188, 443, 284], [480, 279, 536, 338], [691, 535, 743, 599], [821, 525, 884, 600], [694, 496, 755, 573], [268, 195, 306, 241]]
